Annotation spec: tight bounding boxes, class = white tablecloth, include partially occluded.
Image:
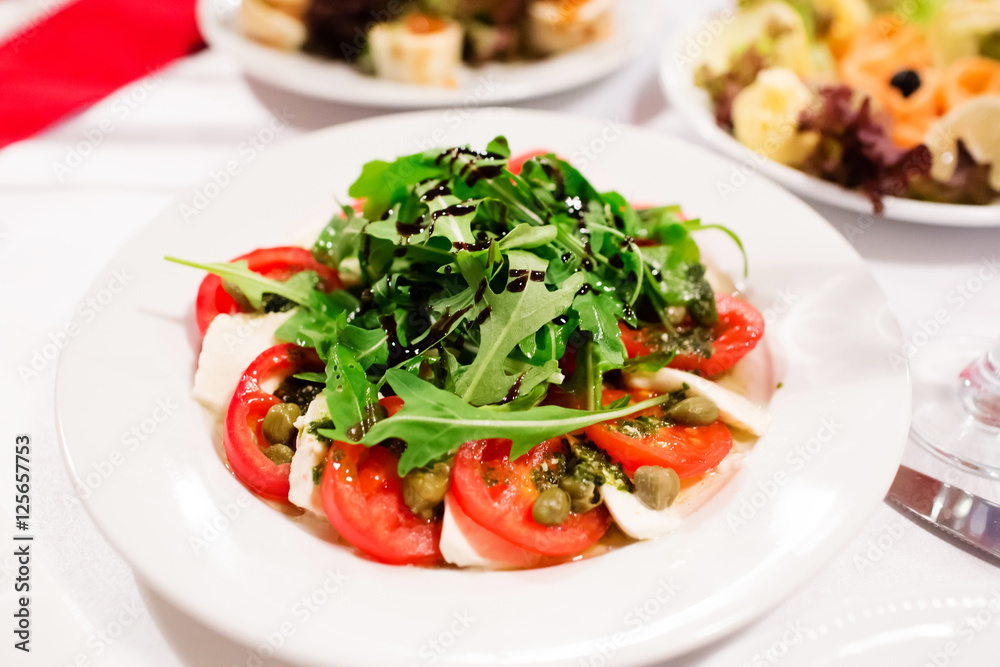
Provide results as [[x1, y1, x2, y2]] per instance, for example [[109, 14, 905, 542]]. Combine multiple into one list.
[[2, 2, 1000, 665]]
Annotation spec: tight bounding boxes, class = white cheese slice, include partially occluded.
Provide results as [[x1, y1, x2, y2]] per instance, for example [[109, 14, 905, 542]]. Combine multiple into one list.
[[625, 367, 770, 436], [288, 395, 329, 517], [191, 311, 293, 415], [369, 18, 463, 87], [440, 494, 501, 569], [600, 485, 683, 540]]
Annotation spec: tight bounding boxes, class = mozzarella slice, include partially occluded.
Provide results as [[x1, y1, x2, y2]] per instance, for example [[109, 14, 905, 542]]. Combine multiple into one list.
[[191, 311, 293, 415], [600, 485, 683, 540], [288, 395, 329, 517], [625, 367, 770, 436], [528, 0, 615, 55], [369, 17, 463, 87], [440, 494, 498, 569], [439, 493, 541, 570]]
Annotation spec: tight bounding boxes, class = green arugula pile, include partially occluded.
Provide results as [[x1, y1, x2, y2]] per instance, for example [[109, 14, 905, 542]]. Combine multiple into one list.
[[169, 137, 743, 475]]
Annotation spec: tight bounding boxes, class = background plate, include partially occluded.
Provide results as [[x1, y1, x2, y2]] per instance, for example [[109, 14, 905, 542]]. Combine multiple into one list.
[[198, 0, 660, 108], [56, 108, 910, 666], [659, 14, 1000, 227]]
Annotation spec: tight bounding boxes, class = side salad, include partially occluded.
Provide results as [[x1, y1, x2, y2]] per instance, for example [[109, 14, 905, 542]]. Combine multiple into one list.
[[694, 0, 1000, 212], [170, 139, 769, 567], [241, 0, 616, 87]]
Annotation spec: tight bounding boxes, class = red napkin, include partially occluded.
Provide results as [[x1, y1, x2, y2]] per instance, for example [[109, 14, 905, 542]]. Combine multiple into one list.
[[0, 0, 204, 150]]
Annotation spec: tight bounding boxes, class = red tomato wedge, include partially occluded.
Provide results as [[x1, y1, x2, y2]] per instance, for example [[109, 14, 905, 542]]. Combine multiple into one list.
[[195, 246, 341, 336], [508, 149, 551, 176], [452, 438, 611, 556], [321, 445, 442, 566], [320, 397, 442, 565], [620, 294, 764, 377], [584, 389, 732, 479], [224, 344, 324, 502]]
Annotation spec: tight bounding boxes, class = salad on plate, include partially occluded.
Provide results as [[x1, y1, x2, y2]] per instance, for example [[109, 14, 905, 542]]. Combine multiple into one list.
[[693, 0, 1000, 212], [169, 139, 770, 567], [242, 0, 617, 87]]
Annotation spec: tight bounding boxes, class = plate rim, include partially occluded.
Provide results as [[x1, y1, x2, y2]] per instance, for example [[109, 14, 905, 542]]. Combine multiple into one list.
[[55, 107, 913, 666], [196, 0, 661, 108], [658, 12, 1000, 228]]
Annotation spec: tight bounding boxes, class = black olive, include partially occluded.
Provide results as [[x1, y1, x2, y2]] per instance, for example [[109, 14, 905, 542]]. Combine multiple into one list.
[[889, 70, 921, 98]]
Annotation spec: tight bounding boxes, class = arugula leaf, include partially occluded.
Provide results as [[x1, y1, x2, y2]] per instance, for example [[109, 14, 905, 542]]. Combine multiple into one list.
[[349, 369, 674, 475], [498, 223, 559, 250], [348, 153, 442, 219], [165, 257, 317, 309], [312, 204, 368, 268], [453, 251, 585, 405], [323, 344, 380, 442]]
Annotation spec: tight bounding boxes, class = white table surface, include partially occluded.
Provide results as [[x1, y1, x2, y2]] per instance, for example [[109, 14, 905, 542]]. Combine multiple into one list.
[[2, 1, 1000, 666]]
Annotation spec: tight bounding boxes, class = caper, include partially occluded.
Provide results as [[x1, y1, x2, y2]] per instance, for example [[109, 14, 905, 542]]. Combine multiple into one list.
[[532, 486, 571, 526], [667, 305, 688, 326], [403, 462, 450, 520], [666, 396, 719, 426], [559, 477, 600, 513], [264, 444, 295, 465], [262, 403, 301, 446], [633, 466, 680, 510]]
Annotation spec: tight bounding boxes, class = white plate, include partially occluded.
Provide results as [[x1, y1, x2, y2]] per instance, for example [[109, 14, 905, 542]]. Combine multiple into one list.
[[659, 14, 1000, 227], [56, 108, 910, 666], [197, 0, 660, 108]]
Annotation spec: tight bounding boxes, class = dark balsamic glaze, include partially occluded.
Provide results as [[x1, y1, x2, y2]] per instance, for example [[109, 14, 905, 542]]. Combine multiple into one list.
[[452, 241, 491, 252], [396, 220, 424, 236], [431, 204, 476, 221], [499, 374, 525, 405], [421, 182, 452, 201], [476, 306, 492, 325], [507, 276, 528, 293], [529, 270, 546, 282]]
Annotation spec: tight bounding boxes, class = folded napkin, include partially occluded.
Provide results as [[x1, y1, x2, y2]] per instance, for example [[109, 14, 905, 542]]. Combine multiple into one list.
[[0, 0, 204, 150]]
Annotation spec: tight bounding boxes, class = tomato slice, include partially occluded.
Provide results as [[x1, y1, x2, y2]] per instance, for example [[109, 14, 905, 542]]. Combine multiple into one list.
[[223, 344, 324, 502], [584, 389, 732, 479], [451, 438, 611, 556], [620, 294, 764, 377], [321, 399, 442, 566], [195, 246, 341, 336]]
